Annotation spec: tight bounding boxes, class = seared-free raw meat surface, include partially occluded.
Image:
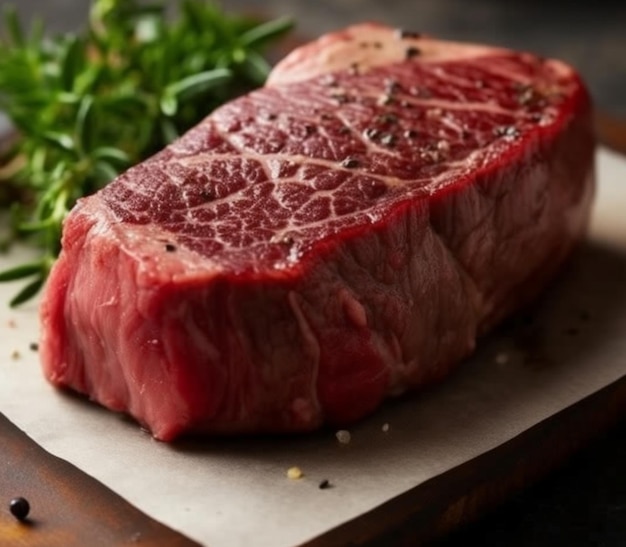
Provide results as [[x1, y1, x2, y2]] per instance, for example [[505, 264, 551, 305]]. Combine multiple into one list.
[[40, 24, 595, 441]]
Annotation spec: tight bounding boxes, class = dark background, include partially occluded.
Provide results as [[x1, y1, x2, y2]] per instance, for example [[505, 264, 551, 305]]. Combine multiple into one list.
[[6, 1, 626, 545], [10, 0, 626, 116]]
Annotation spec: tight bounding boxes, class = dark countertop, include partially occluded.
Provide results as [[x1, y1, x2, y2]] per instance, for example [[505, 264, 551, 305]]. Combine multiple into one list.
[[12, 0, 626, 117], [438, 417, 626, 546], [8, 1, 626, 545]]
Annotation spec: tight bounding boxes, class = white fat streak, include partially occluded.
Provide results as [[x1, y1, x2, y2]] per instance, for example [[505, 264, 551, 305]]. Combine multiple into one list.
[[268, 23, 510, 87], [263, 156, 479, 246], [544, 58, 573, 78], [357, 91, 517, 116], [338, 288, 368, 328], [168, 144, 480, 253], [177, 152, 430, 193], [483, 55, 574, 85]]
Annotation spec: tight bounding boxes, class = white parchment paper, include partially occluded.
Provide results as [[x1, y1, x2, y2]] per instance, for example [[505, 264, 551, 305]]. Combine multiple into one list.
[[1, 148, 625, 547]]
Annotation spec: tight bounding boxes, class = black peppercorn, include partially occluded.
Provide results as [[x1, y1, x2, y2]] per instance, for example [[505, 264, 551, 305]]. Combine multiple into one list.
[[9, 497, 30, 521], [330, 92, 349, 104], [341, 157, 360, 169], [364, 128, 380, 140], [380, 133, 397, 147], [318, 479, 331, 489], [165, 243, 177, 252], [405, 46, 421, 59], [493, 125, 519, 139], [384, 79, 401, 94], [378, 113, 398, 125], [377, 94, 394, 106]]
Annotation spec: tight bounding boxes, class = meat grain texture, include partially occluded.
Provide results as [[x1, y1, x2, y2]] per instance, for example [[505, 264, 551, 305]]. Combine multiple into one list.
[[40, 24, 595, 441]]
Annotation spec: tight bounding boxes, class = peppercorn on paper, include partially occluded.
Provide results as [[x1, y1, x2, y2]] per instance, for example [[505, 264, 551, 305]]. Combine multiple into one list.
[[1, 148, 626, 547]]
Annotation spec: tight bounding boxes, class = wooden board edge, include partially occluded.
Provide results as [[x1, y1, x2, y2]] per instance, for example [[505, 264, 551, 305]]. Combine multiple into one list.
[[300, 373, 626, 547], [0, 413, 201, 547]]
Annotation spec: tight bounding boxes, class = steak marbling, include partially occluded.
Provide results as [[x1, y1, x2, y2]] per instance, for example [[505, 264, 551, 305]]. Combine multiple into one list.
[[40, 24, 595, 441]]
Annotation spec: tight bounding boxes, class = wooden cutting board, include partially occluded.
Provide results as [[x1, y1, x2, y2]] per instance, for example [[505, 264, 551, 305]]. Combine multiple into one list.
[[2, 376, 626, 547], [0, 414, 199, 546]]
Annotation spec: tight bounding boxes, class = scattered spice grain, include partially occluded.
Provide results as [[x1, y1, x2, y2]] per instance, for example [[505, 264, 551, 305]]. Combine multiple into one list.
[[380, 133, 397, 147], [405, 46, 421, 59], [341, 157, 360, 169], [335, 430, 351, 444], [495, 352, 510, 365], [287, 467, 303, 480], [318, 479, 331, 490]]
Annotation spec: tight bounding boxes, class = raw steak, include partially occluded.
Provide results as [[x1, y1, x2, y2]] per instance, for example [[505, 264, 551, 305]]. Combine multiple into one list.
[[39, 24, 595, 441]]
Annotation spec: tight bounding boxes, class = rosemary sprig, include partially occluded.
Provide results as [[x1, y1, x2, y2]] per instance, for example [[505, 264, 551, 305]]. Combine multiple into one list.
[[0, 0, 292, 307]]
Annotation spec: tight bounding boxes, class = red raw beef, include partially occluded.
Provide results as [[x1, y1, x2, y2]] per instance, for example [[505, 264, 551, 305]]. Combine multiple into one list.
[[39, 24, 595, 441]]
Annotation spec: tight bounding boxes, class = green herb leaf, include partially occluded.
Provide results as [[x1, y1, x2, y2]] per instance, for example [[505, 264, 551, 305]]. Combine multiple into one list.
[[2, 6, 24, 47], [165, 68, 232, 102], [240, 51, 272, 86], [0, 262, 43, 282], [239, 16, 293, 48], [92, 146, 130, 165], [40, 132, 75, 153], [94, 160, 120, 183], [75, 95, 96, 154], [160, 94, 178, 117], [9, 276, 45, 308], [60, 36, 84, 92]]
